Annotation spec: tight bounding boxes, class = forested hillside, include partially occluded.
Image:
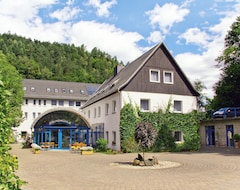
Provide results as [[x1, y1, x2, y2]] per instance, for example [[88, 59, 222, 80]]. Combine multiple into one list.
[[0, 33, 122, 84]]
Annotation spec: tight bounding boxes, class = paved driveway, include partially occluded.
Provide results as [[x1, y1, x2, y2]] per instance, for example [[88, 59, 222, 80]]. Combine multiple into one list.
[[10, 144, 240, 190]]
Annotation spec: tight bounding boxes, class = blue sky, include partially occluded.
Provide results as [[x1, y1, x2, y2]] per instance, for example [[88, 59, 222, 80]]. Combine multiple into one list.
[[0, 0, 239, 98]]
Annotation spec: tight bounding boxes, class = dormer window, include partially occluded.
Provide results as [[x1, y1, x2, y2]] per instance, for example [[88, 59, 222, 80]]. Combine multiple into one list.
[[149, 69, 160, 83], [30, 87, 35, 92], [54, 88, 59, 93]]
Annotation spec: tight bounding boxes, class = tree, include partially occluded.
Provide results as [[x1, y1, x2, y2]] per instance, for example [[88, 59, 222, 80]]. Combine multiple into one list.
[[193, 79, 207, 111], [212, 16, 240, 109], [0, 52, 25, 189], [134, 121, 157, 162]]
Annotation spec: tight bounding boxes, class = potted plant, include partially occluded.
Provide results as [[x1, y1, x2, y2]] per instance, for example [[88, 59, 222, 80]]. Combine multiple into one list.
[[80, 146, 94, 155], [233, 134, 240, 148], [31, 143, 41, 154], [34, 147, 41, 154]]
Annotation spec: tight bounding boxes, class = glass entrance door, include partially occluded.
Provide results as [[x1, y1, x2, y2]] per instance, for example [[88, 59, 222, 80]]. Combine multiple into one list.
[[205, 126, 215, 146], [226, 125, 234, 147]]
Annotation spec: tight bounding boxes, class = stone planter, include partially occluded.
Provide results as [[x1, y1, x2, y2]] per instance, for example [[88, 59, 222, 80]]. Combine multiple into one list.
[[81, 150, 93, 155], [34, 149, 40, 154], [80, 146, 93, 155]]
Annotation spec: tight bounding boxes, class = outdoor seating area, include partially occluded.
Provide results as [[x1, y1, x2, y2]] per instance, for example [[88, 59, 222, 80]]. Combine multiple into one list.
[[40, 142, 55, 150], [69, 142, 93, 154]]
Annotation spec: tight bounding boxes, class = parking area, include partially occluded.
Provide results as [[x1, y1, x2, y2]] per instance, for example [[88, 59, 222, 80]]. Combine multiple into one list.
[[10, 144, 240, 190]]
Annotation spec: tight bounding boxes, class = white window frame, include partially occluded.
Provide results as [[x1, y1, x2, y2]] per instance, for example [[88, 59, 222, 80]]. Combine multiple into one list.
[[94, 108, 97, 118], [163, 71, 174, 84], [98, 106, 101, 117], [59, 100, 64, 106], [105, 103, 109, 115], [149, 69, 160, 83], [76, 101, 81, 107], [51, 100, 57, 106], [140, 99, 150, 111], [112, 131, 116, 145], [112, 100, 117, 113], [174, 100, 182, 113], [174, 131, 183, 143], [69, 101, 74, 106]]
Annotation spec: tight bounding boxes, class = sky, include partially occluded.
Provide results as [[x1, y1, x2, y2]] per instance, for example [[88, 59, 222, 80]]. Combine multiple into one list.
[[0, 0, 239, 98]]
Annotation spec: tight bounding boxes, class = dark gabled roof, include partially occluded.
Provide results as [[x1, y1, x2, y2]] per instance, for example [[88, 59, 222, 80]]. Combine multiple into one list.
[[23, 79, 100, 101], [81, 42, 199, 108]]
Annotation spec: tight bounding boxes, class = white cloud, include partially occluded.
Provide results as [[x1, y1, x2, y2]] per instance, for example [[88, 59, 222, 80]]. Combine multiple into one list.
[[145, 3, 189, 34], [0, 0, 56, 20], [175, 51, 220, 98], [178, 27, 211, 47], [147, 31, 165, 44], [175, 1, 240, 98], [87, 0, 117, 17], [50, 6, 81, 22], [69, 21, 143, 63]]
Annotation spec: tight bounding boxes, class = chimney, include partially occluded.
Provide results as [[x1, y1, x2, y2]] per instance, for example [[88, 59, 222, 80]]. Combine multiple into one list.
[[114, 65, 124, 76]]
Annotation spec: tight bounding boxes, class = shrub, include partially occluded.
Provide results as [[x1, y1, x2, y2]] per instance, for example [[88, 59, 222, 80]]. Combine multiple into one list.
[[96, 138, 108, 152]]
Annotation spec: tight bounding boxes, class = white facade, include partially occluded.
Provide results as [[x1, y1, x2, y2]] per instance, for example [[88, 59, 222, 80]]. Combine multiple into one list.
[[82, 92, 121, 149], [82, 91, 197, 150], [14, 79, 98, 142], [15, 98, 84, 142], [121, 91, 197, 113]]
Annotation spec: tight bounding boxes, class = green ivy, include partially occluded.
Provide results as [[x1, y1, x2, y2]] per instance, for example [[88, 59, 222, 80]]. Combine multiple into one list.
[[120, 103, 140, 152], [120, 103, 205, 152]]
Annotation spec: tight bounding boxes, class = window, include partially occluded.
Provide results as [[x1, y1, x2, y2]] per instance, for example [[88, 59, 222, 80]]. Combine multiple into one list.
[[69, 89, 74, 93], [33, 99, 36, 105], [149, 69, 160, 83], [80, 90, 85, 94], [33, 112, 36, 119], [105, 103, 109, 115], [164, 71, 174, 84], [76, 101, 81, 107], [54, 88, 59, 93], [38, 100, 41, 105], [174, 131, 183, 142], [25, 99, 28, 105], [59, 100, 64, 106], [46, 88, 51, 92], [30, 87, 35, 91], [51, 100, 57, 106], [112, 131, 116, 145], [38, 112, 41, 116], [43, 100, 47, 105], [69, 101, 74, 106], [174, 100, 182, 112], [98, 106, 101, 117], [140, 99, 150, 111], [24, 112, 28, 119], [94, 108, 97, 118], [105, 131, 109, 143], [112, 100, 117, 113], [62, 88, 66, 93], [23, 86, 27, 91]]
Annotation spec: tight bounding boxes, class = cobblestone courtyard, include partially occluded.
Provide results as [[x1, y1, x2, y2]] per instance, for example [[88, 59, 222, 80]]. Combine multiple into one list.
[[10, 144, 240, 190]]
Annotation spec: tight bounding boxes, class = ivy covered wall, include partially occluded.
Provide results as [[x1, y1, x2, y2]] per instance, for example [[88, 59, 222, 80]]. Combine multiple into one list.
[[120, 103, 205, 152]]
